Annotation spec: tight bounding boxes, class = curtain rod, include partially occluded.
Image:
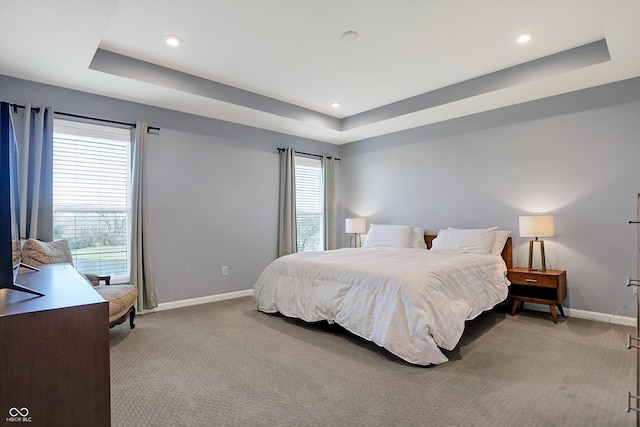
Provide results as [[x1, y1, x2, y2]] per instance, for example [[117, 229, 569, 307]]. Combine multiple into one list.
[[8, 102, 160, 132], [277, 147, 340, 161]]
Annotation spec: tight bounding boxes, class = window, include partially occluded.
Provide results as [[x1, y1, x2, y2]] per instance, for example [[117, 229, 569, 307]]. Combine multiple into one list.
[[295, 155, 324, 252], [52, 119, 131, 282]]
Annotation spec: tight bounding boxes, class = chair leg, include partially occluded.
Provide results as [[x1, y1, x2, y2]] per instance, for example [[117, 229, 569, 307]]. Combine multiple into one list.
[[129, 306, 136, 329]]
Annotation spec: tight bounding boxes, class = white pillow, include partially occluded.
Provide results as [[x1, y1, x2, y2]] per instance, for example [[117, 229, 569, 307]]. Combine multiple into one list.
[[445, 227, 509, 255], [431, 227, 497, 254], [411, 227, 427, 249], [490, 230, 511, 255], [446, 226, 498, 232], [363, 224, 413, 248]]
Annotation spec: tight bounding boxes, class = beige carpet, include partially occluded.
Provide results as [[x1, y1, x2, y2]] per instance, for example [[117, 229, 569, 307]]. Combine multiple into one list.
[[109, 297, 636, 427]]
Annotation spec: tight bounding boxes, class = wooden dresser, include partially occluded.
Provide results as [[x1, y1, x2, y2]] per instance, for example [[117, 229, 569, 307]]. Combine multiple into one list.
[[0, 264, 110, 426]]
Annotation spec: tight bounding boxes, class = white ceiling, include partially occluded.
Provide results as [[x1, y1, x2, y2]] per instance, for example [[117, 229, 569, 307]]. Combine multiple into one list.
[[1, 0, 639, 144]]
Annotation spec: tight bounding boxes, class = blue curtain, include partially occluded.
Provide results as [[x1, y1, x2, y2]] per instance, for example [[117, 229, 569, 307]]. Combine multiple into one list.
[[15, 104, 54, 241]]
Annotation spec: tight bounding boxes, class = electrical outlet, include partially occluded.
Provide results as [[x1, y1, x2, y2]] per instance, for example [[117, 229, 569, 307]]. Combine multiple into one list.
[[221, 266, 228, 277]]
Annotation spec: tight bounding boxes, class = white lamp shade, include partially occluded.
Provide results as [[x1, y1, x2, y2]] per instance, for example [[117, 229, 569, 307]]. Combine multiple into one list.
[[519, 215, 555, 238], [345, 218, 366, 234]]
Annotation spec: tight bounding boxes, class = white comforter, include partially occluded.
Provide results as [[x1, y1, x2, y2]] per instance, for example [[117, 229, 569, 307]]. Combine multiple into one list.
[[253, 247, 510, 365]]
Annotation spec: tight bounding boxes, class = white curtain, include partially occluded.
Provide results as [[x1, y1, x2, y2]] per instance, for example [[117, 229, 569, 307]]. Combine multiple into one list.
[[131, 121, 158, 310], [323, 156, 337, 250], [16, 104, 54, 241], [278, 148, 297, 257]]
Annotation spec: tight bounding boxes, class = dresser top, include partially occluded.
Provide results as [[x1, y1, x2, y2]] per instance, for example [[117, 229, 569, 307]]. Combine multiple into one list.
[[0, 264, 106, 317]]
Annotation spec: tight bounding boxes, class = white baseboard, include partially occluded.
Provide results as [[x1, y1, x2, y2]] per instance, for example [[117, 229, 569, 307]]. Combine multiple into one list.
[[140, 289, 253, 314], [566, 308, 635, 327], [520, 302, 635, 327], [142, 290, 636, 327]]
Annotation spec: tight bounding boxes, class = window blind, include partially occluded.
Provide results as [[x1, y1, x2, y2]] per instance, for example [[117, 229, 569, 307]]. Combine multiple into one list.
[[295, 155, 323, 252], [52, 119, 131, 280]]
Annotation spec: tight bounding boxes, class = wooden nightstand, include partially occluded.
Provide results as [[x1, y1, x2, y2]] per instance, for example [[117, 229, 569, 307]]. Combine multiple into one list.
[[507, 267, 567, 323]]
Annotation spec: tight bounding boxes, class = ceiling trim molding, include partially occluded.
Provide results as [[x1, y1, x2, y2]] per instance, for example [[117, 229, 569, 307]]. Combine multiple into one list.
[[89, 48, 342, 131], [343, 39, 610, 130], [90, 39, 610, 134]]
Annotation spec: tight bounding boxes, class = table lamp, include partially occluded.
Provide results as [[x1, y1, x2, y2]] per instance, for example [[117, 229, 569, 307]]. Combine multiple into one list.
[[345, 218, 366, 248], [519, 215, 555, 272]]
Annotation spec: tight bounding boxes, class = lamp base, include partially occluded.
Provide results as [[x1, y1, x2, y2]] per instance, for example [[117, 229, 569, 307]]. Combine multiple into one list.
[[349, 234, 362, 248], [527, 239, 547, 272]]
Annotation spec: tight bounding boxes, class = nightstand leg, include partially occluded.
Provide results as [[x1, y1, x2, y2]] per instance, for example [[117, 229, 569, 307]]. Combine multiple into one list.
[[550, 305, 558, 324], [557, 304, 565, 317], [511, 300, 519, 316]]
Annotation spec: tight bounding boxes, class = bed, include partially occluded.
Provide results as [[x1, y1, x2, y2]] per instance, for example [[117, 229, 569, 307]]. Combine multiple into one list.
[[253, 225, 512, 366]]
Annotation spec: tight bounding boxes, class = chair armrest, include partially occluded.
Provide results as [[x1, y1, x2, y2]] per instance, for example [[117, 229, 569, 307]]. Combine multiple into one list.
[[84, 274, 111, 286]]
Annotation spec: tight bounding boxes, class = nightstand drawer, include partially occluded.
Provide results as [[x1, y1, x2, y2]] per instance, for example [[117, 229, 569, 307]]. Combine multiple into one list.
[[508, 271, 558, 288]]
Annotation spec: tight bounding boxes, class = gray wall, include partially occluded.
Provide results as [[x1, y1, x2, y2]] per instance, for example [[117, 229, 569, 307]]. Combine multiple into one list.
[[0, 75, 339, 303], [4, 73, 640, 316], [339, 77, 640, 316]]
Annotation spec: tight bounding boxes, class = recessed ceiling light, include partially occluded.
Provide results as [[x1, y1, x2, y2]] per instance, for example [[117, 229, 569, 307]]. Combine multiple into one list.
[[164, 35, 183, 47], [332, 102, 341, 108], [341, 31, 359, 41], [516, 33, 533, 44]]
